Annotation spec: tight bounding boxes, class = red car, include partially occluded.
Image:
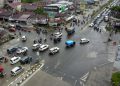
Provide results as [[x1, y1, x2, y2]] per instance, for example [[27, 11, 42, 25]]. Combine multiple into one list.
[[9, 28, 16, 32]]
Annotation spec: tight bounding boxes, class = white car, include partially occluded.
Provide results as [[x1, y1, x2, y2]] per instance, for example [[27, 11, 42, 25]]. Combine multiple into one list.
[[16, 47, 28, 54], [96, 14, 101, 18], [89, 23, 94, 27], [11, 66, 24, 76], [10, 56, 21, 64], [21, 36, 27, 42], [80, 38, 89, 44], [39, 44, 49, 51], [54, 32, 62, 37], [32, 43, 41, 50], [49, 47, 60, 55]]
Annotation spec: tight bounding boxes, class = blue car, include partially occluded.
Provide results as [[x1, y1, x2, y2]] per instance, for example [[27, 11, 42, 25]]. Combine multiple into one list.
[[65, 40, 75, 47]]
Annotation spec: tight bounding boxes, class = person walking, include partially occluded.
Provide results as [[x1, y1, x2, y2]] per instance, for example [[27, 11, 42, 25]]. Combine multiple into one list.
[[99, 28, 101, 33], [44, 38, 47, 42], [19, 32, 21, 36]]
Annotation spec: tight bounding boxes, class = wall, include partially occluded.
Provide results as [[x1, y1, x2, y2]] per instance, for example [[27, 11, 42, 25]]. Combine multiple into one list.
[[0, 0, 4, 8]]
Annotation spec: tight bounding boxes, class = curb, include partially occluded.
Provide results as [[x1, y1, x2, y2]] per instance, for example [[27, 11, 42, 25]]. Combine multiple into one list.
[[8, 62, 44, 86]]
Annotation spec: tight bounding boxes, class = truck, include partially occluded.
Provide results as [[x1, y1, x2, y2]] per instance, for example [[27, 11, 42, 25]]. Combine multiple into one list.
[[66, 27, 75, 35]]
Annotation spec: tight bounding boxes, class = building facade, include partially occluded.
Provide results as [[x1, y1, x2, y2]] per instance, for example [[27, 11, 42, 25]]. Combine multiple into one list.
[[0, 0, 4, 8]]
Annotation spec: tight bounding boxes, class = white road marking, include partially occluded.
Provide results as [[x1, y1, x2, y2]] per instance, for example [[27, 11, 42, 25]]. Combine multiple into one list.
[[54, 61, 60, 69], [80, 81, 85, 86], [74, 80, 77, 86], [80, 72, 89, 82]]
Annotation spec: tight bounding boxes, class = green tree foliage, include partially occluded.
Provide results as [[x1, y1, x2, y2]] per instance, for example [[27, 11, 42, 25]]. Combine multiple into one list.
[[111, 72, 120, 86], [110, 6, 120, 11], [110, 6, 120, 19], [21, 0, 39, 3], [34, 8, 47, 15], [34, 8, 44, 14]]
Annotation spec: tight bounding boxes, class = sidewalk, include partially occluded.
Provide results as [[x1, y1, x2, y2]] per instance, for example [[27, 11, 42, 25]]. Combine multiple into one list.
[[21, 70, 71, 86], [85, 62, 113, 86]]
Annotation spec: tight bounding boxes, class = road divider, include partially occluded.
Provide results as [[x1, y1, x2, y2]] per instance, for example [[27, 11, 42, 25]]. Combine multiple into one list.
[[8, 60, 45, 86], [80, 72, 89, 82]]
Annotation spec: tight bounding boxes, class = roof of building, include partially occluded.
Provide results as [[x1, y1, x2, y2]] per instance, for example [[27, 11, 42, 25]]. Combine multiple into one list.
[[11, 12, 34, 20], [47, 3, 64, 8], [57, 1, 73, 5], [8, 2, 22, 8], [0, 9, 12, 18], [22, 3, 38, 10], [18, 14, 30, 20]]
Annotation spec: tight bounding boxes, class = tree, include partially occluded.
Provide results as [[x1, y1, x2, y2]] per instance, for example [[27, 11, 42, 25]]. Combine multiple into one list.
[[34, 8, 47, 15], [110, 6, 120, 19], [21, 0, 39, 3]]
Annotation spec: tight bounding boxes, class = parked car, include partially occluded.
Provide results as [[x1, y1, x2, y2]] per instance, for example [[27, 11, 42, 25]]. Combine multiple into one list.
[[20, 56, 32, 65], [54, 32, 62, 38], [32, 43, 41, 51], [21, 36, 27, 42], [39, 44, 49, 51], [0, 56, 4, 62], [80, 38, 89, 44], [49, 47, 60, 55], [96, 14, 101, 18], [53, 36, 62, 43], [89, 23, 94, 27], [16, 47, 28, 54], [7, 46, 18, 54], [65, 40, 75, 47], [10, 56, 21, 65], [0, 65, 6, 78], [9, 28, 16, 32], [11, 66, 24, 76]]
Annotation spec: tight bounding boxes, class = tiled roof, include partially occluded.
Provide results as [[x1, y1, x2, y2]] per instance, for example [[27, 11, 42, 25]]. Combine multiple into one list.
[[8, 2, 22, 8]]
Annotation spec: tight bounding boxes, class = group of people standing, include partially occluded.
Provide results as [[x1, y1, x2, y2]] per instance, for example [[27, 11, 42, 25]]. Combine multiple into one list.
[[93, 26, 102, 33]]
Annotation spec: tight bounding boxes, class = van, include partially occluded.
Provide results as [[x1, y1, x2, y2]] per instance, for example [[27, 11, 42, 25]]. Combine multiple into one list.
[[20, 56, 32, 65], [10, 56, 21, 65], [7, 46, 18, 54], [11, 66, 24, 76]]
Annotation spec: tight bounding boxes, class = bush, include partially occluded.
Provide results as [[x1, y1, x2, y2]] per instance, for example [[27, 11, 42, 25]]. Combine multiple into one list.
[[111, 72, 120, 86], [34, 8, 47, 15]]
